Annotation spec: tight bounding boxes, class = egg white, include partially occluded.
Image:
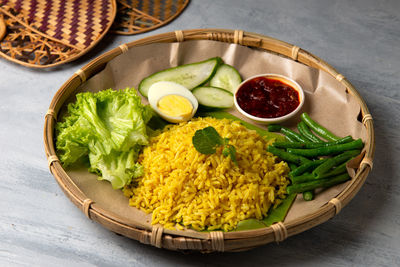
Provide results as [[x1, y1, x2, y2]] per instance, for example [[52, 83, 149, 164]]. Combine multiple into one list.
[[147, 81, 199, 123]]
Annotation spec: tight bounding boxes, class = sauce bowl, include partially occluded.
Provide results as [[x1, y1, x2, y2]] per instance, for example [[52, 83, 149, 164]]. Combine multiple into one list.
[[234, 73, 305, 124]]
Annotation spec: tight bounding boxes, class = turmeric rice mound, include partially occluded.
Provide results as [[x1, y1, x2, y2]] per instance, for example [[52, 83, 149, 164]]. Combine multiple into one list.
[[123, 117, 290, 231]]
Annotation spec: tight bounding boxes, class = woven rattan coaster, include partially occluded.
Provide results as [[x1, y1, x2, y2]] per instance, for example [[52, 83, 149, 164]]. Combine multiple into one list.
[[111, 0, 189, 35], [0, 0, 116, 68]]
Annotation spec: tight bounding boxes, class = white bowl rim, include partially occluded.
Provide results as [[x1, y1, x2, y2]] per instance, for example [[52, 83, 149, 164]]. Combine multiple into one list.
[[234, 73, 305, 123]]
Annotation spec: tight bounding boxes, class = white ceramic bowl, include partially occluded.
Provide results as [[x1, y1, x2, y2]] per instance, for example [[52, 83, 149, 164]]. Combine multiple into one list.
[[234, 73, 305, 124]]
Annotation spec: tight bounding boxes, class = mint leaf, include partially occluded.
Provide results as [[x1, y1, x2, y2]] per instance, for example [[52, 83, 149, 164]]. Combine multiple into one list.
[[227, 145, 237, 165], [222, 146, 230, 157], [202, 126, 224, 146], [222, 145, 237, 165], [192, 126, 223, 154], [193, 126, 237, 165]]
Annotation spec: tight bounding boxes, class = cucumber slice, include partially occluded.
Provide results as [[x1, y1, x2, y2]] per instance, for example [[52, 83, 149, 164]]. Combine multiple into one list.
[[139, 57, 223, 97], [192, 86, 233, 108], [209, 64, 242, 94]]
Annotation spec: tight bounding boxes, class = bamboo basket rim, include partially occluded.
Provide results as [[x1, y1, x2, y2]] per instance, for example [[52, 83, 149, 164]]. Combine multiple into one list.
[[0, 0, 117, 69], [43, 28, 375, 252]]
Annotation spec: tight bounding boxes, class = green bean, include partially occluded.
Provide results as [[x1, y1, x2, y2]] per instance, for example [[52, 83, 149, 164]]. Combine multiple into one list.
[[272, 136, 353, 149], [274, 141, 313, 148], [291, 161, 349, 184], [327, 161, 348, 176], [287, 173, 350, 194], [298, 121, 324, 143], [268, 124, 282, 132], [289, 158, 328, 178], [290, 173, 315, 184], [285, 135, 297, 143], [286, 139, 363, 157], [303, 191, 314, 201], [267, 146, 311, 165], [300, 113, 340, 142], [335, 135, 354, 144], [288, 163, 298, 171], [280, 127, 308, 143], [312, 150, 360, 178]]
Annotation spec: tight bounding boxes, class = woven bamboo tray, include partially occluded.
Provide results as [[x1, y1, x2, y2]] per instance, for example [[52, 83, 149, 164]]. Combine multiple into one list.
[[0, 0, 116, 68], [111, 0, 189, 35], [43, 29, 375, 252]]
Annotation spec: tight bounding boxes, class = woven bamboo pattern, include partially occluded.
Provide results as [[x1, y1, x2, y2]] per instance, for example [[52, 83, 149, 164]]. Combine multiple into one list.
[[0, 8, 80, 65], [111, 0, 189, 35], [0, 0, 116, 68], [44, 29, 375, 252]]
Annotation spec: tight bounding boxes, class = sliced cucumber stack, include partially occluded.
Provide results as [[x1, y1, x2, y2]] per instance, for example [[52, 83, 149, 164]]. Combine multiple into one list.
[[192, 86, 233, 108], [139, 57, 223, 97], [210, 64, 242, 94]]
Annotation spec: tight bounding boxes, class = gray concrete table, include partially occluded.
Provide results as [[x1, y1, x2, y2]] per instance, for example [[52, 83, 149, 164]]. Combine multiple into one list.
[[1, 0, 399, 266]]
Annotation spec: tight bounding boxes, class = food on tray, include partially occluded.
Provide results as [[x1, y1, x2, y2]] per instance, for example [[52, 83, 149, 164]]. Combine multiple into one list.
[[235, 75, 302, 119], [147, 81, 198, 123], [55, 88, 153, 189], [209, 64, 242, 93], [297, 121, 324, 143], [300, 112, 340, 141], [139, 57, 223, 97], [55, 55, 362, 231], [139, 57, 242, 109], [192, 126, 237, 165], [192, 86, 233, 108], [200, 110, 286, 141], [123, 117, 290, 231], [285, 139, 362, 157], [268, 112, 363, 201]]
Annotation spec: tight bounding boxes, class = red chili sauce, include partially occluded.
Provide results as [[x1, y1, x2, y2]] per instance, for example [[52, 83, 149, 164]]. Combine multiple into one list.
[[236, 77, 300, 118]]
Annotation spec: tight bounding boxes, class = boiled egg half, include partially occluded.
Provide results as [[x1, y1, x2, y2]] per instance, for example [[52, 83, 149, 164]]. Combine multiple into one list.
[[147, 81, 198, 123]]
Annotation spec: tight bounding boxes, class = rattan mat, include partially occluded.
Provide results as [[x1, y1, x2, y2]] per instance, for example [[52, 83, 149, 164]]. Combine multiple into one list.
[[111, 0, 189, 35], [0, 0, 116, 68]]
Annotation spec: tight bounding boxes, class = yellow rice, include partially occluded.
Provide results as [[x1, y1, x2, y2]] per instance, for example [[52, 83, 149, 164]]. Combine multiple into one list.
[[123, 117, 290, 231]]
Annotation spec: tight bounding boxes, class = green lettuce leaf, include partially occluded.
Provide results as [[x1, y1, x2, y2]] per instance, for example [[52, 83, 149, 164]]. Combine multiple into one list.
[[89, 149, 144, 189], [56, 88, 153, 189]]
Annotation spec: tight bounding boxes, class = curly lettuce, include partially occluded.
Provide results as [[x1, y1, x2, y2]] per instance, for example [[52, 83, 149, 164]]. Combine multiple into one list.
[[56, 88, 153, 189]]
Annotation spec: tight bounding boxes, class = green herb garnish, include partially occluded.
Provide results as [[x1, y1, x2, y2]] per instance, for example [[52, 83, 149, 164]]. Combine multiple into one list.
[[222, 142, 237, 164], [192, 126, 237, 165]]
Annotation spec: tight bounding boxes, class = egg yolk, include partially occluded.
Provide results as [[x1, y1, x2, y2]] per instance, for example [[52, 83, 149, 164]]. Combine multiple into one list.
[[157, 95, 193, 118]]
